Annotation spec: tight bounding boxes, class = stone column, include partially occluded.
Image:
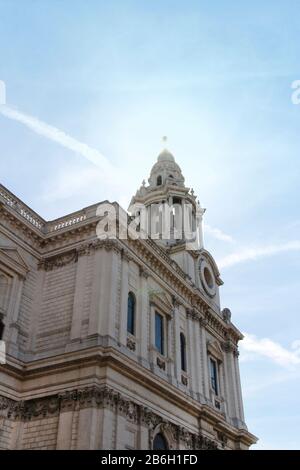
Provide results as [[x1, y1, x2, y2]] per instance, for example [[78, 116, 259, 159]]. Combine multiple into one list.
[[199, 319, 210, 400], [88, 245, 120, 343], [77, 407, 101, 449], [149, 303, 156, 366], [233, 349, 245, 423], [115, 413, 125, 449], [69, 248, 89, 342], [167, 311, 175, 378], [139, 424, 149, 450], [28, 267, 45, 354], [56, 411, 73, 449], [138, 267, 149, 364], [192, 318, 202, 399], [99, 407, 116, 450], [119, 252, 129, 347], [9, 420, 24, 450], [6, 275, 23, 355], [173, 302, 181, 382], [186, 311, 196, 394], [223, 344, 239, 421], [88, 248, 103, 337]]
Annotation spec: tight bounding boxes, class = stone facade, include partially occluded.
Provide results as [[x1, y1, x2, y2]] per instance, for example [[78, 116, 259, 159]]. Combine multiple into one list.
[[0, 151, 257, 450]]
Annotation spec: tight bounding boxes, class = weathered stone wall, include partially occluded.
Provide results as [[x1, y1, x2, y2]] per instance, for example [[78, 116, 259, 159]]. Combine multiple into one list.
[[21, 417, 59, 449], [35, 263, 76, 352]]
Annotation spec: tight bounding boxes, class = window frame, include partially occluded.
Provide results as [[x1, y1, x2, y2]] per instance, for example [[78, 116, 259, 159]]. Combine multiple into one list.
[[180, 332, 187, 372], [155, 311, 165, 356], [156, 175, 162, 186], [127, 291, 136, 336], [209, 357, 219, 396]]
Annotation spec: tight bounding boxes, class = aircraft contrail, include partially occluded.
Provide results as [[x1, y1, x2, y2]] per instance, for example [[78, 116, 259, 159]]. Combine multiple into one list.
[[0, 104, 114, 174]]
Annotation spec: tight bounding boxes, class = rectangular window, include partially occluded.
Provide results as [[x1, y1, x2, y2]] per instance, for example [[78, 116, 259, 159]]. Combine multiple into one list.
[[210, 358, 218, 395], [155, 312, 164, 355]]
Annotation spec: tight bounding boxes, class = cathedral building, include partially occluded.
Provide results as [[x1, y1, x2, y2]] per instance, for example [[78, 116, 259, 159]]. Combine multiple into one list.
[[0, 148, 257, 450]]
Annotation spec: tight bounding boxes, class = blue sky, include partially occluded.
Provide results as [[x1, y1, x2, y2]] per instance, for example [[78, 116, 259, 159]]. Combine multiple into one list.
[[1, 0, 300, 449]]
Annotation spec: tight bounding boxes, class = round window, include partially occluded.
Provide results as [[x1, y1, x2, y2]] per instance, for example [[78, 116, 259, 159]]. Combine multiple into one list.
[[204, 266, 214, 289], [199, 260, 216, 297]]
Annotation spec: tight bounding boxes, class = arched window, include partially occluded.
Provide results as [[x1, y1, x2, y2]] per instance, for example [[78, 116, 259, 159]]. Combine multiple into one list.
[[157, 175, 162, 186], [153, 433, 168, 450], [180, 333, 187, 372], [127, 292, 136, 335]]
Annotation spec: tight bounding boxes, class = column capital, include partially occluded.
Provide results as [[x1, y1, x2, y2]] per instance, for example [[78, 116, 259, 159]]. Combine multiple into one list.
[[139, 265, 149, 279]]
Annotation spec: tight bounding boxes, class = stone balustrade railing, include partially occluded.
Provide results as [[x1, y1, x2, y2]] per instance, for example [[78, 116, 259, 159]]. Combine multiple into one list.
[[0, 185, 46, 231], [0, 184, 95, 234], [47, 212, 87, 233]]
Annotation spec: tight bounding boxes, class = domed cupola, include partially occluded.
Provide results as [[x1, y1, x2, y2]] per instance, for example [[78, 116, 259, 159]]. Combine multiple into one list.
[[148, 147, 185, 189]]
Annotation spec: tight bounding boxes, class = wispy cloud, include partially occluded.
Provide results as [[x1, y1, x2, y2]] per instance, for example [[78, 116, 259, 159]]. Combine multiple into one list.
[[240, 333, 300, 368], [204, 223, 235, 243], [218, 241, 300, 269], [0, 104, 114, 174]]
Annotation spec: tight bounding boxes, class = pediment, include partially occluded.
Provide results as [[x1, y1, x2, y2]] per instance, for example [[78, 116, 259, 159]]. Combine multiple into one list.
[[149, 291, 174, 316], [207, 340, 224, 362], [0, 246, 29, 277]]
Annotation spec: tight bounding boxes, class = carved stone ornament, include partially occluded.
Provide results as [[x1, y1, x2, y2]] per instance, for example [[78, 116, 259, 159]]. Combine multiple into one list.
[[156, 356, 166, 370], [126, 337, 136, 351], [186, 308, 200, 321], [181, 375, 188, 386], [216, 431, 228, 447], [221, 339, 239, 356], [38, 250, 78, 271], [222, 308, 232, 323], [0, 386, 218, 449]]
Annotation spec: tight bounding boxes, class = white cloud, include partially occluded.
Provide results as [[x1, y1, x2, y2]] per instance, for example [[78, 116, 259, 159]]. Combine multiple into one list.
[[218, 241, 300, 269], [204, 223, 235, 243], [240, 333, 300, 368], [42, 164, 133, 213]]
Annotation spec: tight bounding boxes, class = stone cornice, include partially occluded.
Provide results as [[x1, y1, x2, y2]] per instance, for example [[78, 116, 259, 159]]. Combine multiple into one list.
[[0, 386, 218, 449]]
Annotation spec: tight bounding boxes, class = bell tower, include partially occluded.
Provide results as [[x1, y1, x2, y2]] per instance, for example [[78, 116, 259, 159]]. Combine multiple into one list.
[[129, 140, 206, 280]]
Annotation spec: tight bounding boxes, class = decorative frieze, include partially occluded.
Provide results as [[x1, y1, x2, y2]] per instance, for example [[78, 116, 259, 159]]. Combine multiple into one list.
[[38, 251, 78, 271], [0, 387, 218, 449], [186, 308, 200, 321], [38, 239, 123, 271]]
